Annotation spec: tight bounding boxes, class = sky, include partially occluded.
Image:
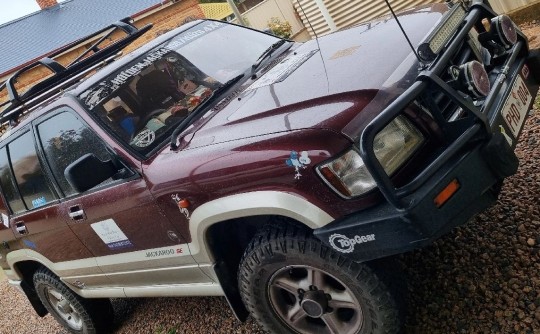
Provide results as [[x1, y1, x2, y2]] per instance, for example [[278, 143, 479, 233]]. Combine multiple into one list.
[[0, 0, 39, 24], [0, 0, 67, 25]]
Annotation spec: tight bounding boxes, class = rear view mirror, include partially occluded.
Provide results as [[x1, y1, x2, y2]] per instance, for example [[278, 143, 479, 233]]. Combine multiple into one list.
[[64, 153, 118, 192]]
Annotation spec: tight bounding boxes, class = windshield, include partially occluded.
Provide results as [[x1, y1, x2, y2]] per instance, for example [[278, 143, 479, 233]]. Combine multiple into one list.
[[78, 21, 280, 157]]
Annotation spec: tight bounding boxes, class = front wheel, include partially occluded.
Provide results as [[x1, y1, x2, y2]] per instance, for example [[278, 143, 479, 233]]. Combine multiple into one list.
[[238, 223, 400, 334], [33, 268, 113, 334]]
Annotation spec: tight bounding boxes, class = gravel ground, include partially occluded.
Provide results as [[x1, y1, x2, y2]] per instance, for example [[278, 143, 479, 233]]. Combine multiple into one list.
[[401, 111, 540, 334], [1, 23, 540, 334]]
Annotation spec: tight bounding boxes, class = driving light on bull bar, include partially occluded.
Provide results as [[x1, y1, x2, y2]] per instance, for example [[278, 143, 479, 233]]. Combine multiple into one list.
[[493, 15, 517, 48], [454, 60, 491, 97], [417, 4, 467, 61], [318, 116, 424, 198], [479, 15, 517, 50]]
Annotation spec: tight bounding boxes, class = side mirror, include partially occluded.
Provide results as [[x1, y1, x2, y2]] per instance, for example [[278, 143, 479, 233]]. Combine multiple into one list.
[[64, 153, 118, 193]]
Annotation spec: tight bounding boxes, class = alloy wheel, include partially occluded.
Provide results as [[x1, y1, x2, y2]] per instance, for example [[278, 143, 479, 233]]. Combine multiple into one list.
[[268, 265, 363, 334]]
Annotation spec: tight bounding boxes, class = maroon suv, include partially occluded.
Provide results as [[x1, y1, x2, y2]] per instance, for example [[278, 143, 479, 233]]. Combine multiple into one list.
[[0, 1, 538, 333]]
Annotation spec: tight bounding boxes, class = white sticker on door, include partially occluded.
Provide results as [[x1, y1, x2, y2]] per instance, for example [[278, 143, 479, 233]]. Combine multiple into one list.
[[91, 219, 133, 250]]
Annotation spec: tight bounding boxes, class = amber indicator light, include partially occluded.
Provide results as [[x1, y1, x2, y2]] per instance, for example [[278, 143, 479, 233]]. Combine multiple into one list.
[[178, 199, 190, 208], [319, 166, 352, 197], [434, 179, 460, 208]]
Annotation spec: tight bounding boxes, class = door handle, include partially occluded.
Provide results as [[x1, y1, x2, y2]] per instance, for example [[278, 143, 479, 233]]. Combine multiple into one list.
[[15, 222, 27, 235], [68, 205, 86, 221]]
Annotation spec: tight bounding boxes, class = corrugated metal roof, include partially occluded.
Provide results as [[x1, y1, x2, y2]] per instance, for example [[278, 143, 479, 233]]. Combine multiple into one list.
[[199, 3, 233, 20], [0, 0, 166, 75]]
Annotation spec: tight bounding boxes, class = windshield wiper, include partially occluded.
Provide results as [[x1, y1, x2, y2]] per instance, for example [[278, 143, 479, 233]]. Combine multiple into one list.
[[251, 40, 288, 74], [170, 74, 245, 150]]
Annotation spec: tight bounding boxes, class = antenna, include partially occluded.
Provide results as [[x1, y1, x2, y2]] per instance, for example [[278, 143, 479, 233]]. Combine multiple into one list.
[[295, 0, 319, 41], [382, 0, 424, 65], [295, 0, 331, 90]]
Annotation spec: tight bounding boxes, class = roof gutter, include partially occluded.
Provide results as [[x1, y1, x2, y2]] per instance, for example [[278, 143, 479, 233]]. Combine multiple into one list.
[[131, 0, 175, 19]]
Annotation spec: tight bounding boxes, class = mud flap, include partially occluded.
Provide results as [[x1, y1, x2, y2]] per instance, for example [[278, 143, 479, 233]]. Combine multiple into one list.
[[481, 132, 519, 179], [20, 280, 48, 317], [214, 261, 249, 322]]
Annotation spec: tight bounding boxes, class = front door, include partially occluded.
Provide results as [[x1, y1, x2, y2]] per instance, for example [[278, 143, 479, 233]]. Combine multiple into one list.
[[34, 108, 208, 287]]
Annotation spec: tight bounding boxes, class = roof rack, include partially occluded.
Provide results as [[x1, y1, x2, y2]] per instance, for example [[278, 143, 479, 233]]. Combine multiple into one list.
[[0, 17, 152, 125]]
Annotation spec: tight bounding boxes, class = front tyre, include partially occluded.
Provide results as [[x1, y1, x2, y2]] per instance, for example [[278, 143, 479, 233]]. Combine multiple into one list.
[[238, 223, 399, 334], [33, 268, 113, 334]]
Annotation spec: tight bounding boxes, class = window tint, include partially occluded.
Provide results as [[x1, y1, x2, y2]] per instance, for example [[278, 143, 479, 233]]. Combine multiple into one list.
[[37, 111, 112, 196], [0, 147, 25, 213], [9, 132, 56, 209]]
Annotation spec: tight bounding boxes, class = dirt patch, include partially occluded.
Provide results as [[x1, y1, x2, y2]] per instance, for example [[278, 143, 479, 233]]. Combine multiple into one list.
[[505, 2, 540, 49], [520, 21, 540, 50]]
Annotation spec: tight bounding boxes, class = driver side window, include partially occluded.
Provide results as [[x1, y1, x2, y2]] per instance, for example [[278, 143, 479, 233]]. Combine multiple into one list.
[[37, 111, 113, 196]]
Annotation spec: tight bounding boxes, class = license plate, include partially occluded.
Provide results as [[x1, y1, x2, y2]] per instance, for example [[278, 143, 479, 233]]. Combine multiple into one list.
[[501, 75, 532, 138]]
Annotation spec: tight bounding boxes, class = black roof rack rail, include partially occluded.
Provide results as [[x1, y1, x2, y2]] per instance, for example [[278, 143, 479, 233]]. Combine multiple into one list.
[[0, 17, 152, 124]]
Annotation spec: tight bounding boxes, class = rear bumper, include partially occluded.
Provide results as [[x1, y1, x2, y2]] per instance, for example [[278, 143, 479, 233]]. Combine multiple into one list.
[[314, 140, 504, 261]]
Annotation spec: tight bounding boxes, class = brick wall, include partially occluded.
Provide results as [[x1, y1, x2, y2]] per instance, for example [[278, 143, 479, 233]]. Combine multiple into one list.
[[0, 0, 204, 104], [36, 0, 58, 9], [127, 0, 205, 52]]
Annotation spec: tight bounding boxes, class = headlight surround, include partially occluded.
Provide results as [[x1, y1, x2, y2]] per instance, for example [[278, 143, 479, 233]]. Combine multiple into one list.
[[318, 116, 424, 198]]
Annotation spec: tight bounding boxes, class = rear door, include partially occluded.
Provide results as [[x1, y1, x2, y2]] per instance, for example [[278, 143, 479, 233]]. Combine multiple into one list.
[[34, 108, 209, 287], [0, 128, 99, 284], [0, 161, 21, 272]]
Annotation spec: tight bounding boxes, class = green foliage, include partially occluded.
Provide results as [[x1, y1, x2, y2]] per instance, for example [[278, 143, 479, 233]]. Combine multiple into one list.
[[267, 17, 292, 39]]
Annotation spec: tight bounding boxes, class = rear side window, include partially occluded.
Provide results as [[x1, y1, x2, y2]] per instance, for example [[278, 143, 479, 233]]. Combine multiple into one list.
[[0, 147, 25, 213], [37, 111, 112, 196], [8, 132, 56, 210]]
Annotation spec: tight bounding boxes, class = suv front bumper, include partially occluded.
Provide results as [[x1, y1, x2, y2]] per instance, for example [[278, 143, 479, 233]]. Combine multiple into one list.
[[314, 135, 509, 261], [315, 64, 539, 262], [314, 29, 540, 262]]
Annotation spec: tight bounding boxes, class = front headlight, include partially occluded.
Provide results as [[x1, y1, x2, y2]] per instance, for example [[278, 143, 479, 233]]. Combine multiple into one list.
[[318, 116, 424, 198]]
